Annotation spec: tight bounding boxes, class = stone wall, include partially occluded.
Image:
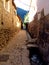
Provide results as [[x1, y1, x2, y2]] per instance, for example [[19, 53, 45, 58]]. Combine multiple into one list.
[[0, 0, 21, 30], [2, 8, 13, 29], [0, 0, 21, 50], [28, 13, 49, 64], [0, 0, 3, 29], [0, 0, 13, 29], [28, 14, 39, 38]]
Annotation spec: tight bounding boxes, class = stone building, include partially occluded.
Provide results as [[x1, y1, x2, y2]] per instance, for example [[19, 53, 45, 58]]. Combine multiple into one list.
[[28, 13, 39, 38], [28, 8, 49, 64], [0, 0, 21, 50], [0, 0, 21, 30]]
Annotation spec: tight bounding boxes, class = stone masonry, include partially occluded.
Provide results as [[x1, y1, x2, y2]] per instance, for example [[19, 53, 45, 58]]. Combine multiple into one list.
[[0, 0, 21, 30], [0, 0, 21, 50]]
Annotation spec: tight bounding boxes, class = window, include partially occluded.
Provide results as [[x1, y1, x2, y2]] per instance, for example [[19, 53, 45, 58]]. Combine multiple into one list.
[[3, 0, 5, 8], [3, 0, 10, 12], [5, 0, 10, 12]]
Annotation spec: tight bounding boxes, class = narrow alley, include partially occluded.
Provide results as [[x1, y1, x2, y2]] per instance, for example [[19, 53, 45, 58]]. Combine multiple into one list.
[[0, 30, 30, 65], [0, 0, 49, 65]]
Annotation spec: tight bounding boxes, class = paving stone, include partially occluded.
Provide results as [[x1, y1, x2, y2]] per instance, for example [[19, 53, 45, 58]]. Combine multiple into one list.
[[0, 30, 30, 65], [0, 29, 16, 50]]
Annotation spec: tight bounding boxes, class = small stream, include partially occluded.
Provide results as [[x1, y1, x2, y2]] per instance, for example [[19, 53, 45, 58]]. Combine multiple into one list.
[[27, 46, 47, 65]]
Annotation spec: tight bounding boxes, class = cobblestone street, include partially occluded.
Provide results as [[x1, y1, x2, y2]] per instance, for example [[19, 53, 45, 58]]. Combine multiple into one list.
[[0, 30, 30, 65]]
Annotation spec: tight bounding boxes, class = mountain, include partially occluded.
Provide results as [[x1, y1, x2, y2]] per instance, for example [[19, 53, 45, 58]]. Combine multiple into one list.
[[17, 7, 29, 22]]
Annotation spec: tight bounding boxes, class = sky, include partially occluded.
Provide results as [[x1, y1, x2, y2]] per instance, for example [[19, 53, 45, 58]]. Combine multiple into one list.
[[17, 7, 28, 21], [14, 0, 37, 22], [14, 0, 31, 11], [14, 0, 49, 22], [37, 0, 49, 15]]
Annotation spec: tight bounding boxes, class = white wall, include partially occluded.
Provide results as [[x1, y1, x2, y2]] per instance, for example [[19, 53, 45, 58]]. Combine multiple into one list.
[[37, 0, 49, 15]]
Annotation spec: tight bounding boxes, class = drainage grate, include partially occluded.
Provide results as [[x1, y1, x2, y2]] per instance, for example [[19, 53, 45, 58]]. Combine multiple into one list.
[[0, 54, 9, 62]]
